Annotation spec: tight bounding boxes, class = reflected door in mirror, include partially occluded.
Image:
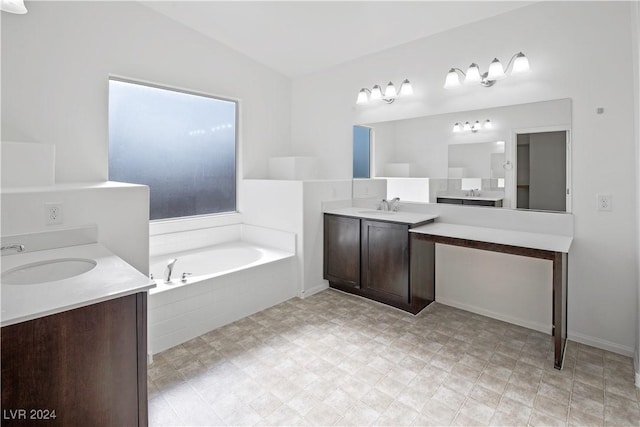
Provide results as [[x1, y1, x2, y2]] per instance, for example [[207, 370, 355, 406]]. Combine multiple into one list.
[[516, 131, 568, 212]]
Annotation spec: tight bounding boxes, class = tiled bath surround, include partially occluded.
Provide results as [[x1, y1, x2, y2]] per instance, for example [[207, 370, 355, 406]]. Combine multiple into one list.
[[148, 289, 639, 426]]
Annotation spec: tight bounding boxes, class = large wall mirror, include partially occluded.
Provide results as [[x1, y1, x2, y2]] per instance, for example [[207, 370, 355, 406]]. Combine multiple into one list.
[[354, 98, 572, 212]]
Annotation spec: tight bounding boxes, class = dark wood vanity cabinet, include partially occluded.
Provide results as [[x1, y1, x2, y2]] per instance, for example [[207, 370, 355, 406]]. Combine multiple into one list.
[[437, 197, 503, 207], [1, 293, 148, 427], [324, 214, 434, 314]]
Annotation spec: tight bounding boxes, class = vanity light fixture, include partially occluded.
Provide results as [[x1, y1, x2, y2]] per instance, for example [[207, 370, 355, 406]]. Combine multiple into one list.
[[444, 52, 530, 89], [357, 79, 413, 104], [1, 0, 27, 13], [452, 119, 492, 133]]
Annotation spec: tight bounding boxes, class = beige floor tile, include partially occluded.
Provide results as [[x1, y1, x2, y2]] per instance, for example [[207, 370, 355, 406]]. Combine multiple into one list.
[[529, 408, 567, 427], [457, 397, 496, 425], [147, 290, 640, 427], [489, 409, 531, 426], [568, 407, 605, 427], [304, 402, 342, 426], [469, 384, 502, 409]]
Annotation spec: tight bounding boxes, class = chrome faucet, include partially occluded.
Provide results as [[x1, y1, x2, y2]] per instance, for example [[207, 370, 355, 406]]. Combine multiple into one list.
[[389, 197, 400, 212], [1, 244, 25, 254], [378, 199, 390, 211], [164, 258, 177, 283]]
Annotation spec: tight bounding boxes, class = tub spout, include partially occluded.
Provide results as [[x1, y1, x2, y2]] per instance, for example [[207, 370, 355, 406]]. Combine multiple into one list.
[[164, 258, 177, 283]]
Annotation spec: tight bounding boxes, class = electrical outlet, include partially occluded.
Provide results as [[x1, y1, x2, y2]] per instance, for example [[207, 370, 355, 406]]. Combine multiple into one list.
[[596, 194, 612, 212], [45, 202, 63, 225]]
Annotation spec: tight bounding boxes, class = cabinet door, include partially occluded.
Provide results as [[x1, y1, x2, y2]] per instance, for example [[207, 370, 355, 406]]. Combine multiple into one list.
[[1, 294, 143, 427], [361, 220, 409, 304], [324, 214, 361, 288]]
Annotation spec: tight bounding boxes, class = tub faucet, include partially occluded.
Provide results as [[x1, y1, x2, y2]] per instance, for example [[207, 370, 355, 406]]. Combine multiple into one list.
[[1, 244, 25, 254], [164, 258, 178, 283]]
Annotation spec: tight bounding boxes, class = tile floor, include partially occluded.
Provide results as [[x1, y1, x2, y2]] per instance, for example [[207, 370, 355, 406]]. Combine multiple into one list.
[[148, 289, 640, 426]]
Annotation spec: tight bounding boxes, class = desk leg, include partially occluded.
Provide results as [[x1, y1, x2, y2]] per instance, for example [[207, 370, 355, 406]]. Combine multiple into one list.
[[552, 252, 568, 369]]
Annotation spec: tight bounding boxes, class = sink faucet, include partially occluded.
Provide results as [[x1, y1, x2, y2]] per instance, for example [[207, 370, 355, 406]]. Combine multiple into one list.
[[1, 244, 25, 254], [389, 197, 400, 212], [164, 258, 177, 283], [378, 199, 389, 211]]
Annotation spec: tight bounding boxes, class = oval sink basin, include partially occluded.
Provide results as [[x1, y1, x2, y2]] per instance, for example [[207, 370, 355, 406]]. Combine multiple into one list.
[[2, 258, 97, 285], [358, 210, 395, 215]]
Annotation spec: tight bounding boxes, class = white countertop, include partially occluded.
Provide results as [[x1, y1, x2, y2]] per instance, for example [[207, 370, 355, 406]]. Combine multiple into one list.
[[324, 206, 438, 225], [1, 243, 155, 326], [437, 195, 504, 202], [410, 222, 572, 253]]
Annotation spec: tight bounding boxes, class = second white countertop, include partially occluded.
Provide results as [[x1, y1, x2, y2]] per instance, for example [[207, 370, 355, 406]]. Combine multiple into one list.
[[410, 222, 572, 253], [324, 206, 438, 226]]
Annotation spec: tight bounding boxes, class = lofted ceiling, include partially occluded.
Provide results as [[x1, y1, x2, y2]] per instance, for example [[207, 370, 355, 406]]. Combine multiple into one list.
[[142, 1, 535, 78]]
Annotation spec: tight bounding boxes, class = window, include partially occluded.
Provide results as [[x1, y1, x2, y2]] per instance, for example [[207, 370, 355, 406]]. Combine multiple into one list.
[[108, 78, 237, 220]]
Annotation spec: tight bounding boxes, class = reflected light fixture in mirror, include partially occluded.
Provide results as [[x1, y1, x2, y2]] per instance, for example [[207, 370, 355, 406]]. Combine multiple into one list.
[[357, 79, 413, 104], [444, 52, 530, 88], [452, 119, 492, 133], [1, 0, 27, 13]]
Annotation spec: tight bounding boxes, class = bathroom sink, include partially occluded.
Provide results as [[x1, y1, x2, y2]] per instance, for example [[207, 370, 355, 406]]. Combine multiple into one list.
[[2, 258, 97, 285], [358, 210, 395, 215]]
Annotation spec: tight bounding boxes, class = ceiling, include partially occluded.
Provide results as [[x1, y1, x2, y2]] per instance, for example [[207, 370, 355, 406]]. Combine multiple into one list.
[[142, 1, 535, 78]]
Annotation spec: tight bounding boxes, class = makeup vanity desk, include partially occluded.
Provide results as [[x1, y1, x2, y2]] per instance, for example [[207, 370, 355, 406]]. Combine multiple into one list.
[[410, 222, 572, 370]]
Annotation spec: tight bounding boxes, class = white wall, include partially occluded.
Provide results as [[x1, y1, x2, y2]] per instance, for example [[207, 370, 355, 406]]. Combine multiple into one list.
[[0, 183, 150, 274], [241, 179, 352, 298], [1, 1, 291, 182], [292, 2, 638, 355], [633, 0, 640, 383]]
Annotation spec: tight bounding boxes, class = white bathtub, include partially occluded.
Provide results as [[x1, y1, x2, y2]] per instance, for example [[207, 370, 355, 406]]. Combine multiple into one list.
[[149, 241, 287, 292], [147, 225, 296, 354]]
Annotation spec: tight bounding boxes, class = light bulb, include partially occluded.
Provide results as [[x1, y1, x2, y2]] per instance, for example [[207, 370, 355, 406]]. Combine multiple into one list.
[[370, 85, 382, 100], [473, 121, 482, 131], [384, 82, 397, 98], [399, 79, 413, 96], [487, 58, 506, 80], [463, 122, 472, 131], [1, 0, 27, 13], [464, 64, 481, 84], [444, 69, 461, 88], [453, 123, 462, 133], [511, 52, 530, 75], [356, 89, 369, 104], [484, 119, 492, 129]]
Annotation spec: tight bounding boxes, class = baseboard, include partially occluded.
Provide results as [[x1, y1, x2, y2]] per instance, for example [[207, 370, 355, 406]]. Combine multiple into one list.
[[568, 331, 635, 357], [436, 297, 551, 334], [300, 282, 328, 299], [437, 298, 635, 358]]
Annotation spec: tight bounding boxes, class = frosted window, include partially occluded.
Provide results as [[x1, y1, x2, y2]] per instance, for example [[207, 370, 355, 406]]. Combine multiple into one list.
[[109, 79, 237, 220]]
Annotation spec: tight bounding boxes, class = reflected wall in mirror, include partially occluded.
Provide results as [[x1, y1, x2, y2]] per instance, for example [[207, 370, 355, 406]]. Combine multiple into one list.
[[356, 98, 571, 211]]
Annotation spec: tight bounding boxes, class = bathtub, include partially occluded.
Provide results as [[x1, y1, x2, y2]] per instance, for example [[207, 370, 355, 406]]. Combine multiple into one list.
[[147, 225, 296, 354], [149, 241, 286, 291]]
